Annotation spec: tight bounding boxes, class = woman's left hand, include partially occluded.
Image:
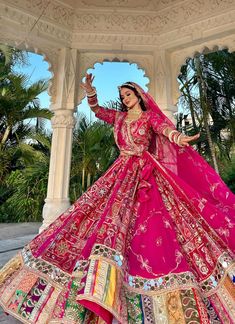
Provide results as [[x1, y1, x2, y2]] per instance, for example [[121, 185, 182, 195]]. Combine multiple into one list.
[[179, 133, 200, 147]]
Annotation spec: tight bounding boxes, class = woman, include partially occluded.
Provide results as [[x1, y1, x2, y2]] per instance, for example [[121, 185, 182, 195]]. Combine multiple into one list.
[[0, 74, 234, 323]]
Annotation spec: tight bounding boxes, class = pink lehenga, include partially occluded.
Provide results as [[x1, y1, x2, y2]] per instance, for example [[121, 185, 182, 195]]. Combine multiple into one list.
[[0, 86, 235, 324]]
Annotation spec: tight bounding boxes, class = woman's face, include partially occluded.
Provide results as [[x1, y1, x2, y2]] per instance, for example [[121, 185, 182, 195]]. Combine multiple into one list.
[[120, 87, 139, 110]]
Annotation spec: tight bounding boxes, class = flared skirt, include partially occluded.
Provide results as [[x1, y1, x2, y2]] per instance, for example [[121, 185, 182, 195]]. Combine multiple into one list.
[[0, 152, 235, 323]]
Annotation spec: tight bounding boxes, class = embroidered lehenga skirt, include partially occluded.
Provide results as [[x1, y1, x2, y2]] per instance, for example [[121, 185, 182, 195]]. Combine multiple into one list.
[[0, 108, 235, 323]]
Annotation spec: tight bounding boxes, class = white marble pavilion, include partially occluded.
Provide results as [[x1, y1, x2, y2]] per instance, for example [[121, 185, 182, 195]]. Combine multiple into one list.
[[0, 0, 234, 229]]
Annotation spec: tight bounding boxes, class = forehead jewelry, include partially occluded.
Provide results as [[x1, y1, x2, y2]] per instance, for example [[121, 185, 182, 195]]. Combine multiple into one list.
[[118, 83, 135, 90]]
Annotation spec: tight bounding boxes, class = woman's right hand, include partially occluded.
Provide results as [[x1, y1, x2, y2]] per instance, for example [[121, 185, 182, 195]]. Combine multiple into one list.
[[81, 73, 95, 93]]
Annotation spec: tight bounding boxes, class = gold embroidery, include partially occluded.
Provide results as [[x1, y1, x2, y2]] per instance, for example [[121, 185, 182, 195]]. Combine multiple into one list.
[[0, 253, 22, 286], [216, 284, 235, 319], [166, 291, 185, 324], [152, 294, 169, 323]]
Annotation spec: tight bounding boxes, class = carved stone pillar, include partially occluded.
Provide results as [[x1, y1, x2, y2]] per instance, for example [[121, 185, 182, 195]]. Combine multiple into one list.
[[41, 48, 79, 231], [41, 110, 76, 231], [154, 50, 178, 123]]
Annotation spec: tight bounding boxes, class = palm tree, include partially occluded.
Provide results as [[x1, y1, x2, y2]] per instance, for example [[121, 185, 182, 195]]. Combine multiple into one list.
[[70, 114, 118, 201], [0, 45, 53, 221], [194, 56, 219, 173], [178, 50, 235, 174], [0, 130, 51, 222], [0, 46, 52, 181]]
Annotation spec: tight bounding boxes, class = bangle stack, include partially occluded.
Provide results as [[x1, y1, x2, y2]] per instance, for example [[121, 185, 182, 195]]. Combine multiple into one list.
[[176, 134, 184, 147], [86, 88, 98, 108], [87, 88, 96, 97], [168, 129, 184, 147], [168, 130, 179, 142]]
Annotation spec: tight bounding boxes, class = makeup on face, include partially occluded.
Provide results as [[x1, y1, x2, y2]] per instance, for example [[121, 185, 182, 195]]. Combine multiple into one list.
[[120, 88, 138, 109]]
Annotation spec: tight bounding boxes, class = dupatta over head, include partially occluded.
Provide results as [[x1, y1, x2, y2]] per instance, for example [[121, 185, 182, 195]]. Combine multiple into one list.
[[120, 82, 235, 210]]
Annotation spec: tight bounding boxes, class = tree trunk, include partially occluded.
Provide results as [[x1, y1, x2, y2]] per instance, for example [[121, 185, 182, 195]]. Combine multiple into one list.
[[82, 168, 85, 192], [195, 57, 219, 173], [185, 87, 197, 131], [1, 125, 11, 147], [87, 173, 91, 188]]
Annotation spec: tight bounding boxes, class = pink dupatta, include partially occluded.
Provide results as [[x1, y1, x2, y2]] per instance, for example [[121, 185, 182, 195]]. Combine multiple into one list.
[[131, 82, 235, 211]]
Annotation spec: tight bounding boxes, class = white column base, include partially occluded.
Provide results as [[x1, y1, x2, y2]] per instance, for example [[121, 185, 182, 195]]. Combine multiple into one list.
[[40, 198, 71, 232]]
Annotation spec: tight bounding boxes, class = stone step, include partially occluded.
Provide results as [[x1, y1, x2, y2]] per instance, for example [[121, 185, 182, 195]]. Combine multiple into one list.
[[0, 223, 41, 240], [0, 235, 36, 268], [0, 309, 21, 323]]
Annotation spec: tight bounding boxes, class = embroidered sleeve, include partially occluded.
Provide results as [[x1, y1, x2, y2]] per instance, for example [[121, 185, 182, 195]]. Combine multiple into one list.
[[149, 111, 176, 135], [95, 106, 117, 125], [86, 88, 116, 125]]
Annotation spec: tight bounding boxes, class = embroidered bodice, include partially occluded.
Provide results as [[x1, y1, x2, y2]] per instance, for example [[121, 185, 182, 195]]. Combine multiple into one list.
[[95, 107, 167, 156]]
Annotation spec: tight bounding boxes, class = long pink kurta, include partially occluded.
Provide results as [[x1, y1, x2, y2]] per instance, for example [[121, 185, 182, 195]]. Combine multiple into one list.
[[0, 107, 235, 323]]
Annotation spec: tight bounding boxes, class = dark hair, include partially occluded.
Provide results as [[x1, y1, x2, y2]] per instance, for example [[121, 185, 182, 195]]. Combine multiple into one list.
[[119, 82, 146, 112]]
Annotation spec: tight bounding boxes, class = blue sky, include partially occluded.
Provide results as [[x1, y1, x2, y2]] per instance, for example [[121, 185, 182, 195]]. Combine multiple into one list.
[[79, 62, 149, 122], [14, 52, 150, 129], [13, 53, 51, 109]]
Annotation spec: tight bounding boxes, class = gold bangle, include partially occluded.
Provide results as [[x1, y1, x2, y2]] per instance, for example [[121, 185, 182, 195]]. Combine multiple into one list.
[[176, 134, 184, 147], [87, 90, 97, 98], [168, 130, 179, 142], [89, 102, 99, 108]]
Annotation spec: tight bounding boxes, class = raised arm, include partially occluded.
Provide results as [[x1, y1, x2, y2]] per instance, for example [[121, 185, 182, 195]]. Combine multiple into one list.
[[81, 73, 116, 125], [149, 111, 200, 147]]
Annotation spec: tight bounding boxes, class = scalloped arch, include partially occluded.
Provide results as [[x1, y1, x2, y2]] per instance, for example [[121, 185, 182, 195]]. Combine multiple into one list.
[[77, 52, 154, 106], [0, 37, 58, 106], [171, 37, 235, 105], [103, 57, 150, 83]]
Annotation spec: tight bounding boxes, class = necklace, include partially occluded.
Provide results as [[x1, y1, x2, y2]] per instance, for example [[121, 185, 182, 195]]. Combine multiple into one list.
[[125, 110, 143, 122]]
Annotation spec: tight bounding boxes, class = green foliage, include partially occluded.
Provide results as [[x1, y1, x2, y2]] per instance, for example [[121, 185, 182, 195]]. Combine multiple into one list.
[[0, 128, 51, 222], [178, 49, 235, 173], [1, 45, 235, 222], [0, 161, 49, 222], [0, 45, 52, 222], [220, 153, 235, 193], [69, 114, 119, 201]]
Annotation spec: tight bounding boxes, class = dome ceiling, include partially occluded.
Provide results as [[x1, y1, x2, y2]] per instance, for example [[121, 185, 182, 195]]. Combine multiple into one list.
[[72, 0, 180, 11]]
